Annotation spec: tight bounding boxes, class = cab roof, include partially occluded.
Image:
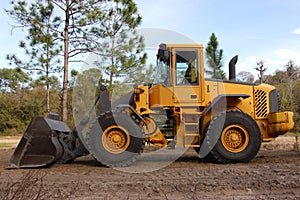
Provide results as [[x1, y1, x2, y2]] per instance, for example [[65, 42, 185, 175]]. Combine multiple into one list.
[[164, 43, 204, 49]]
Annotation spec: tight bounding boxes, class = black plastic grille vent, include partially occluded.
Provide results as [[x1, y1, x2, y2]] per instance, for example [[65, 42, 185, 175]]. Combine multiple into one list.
[[255, 89, 268, 118], [269, 89, 279, 112]]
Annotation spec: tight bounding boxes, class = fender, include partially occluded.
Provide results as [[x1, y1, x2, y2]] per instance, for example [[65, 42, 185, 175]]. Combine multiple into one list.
[[115, 104, 149, 132], [198, 94, 250, 158]]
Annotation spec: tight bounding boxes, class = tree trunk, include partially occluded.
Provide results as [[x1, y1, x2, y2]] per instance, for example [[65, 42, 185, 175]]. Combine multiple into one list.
[[46, 70, 50, 114], [46, 21, 50, 114], [109, 2, 117, 90], [110, 38, 114, 89], [62, 1, 69, 122]]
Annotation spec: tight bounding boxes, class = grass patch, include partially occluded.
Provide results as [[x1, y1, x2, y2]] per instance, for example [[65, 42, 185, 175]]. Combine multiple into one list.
[[0, 142, 15, 147]]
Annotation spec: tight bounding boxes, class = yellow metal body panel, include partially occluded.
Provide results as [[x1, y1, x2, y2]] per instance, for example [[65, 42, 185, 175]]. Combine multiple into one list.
[[268, 112, 294, 135], [149, 84, 174, 108], [138, 43, 294, 147], [268, 111, 292, 123], [205, 80, 255, 117], [134, 85, 151, 115]]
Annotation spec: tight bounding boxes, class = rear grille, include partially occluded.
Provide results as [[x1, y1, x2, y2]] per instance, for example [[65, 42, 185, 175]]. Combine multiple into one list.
[[254, 89, 268, 118], [269, 89, 279, 112]]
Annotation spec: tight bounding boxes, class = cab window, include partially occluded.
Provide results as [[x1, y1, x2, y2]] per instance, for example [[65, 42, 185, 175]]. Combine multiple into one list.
[[154, 49, 171, 86], [175, 50, 198, 85]]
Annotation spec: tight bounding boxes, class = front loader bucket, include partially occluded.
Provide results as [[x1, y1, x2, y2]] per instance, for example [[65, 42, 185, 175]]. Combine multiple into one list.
[[7, 117, 71, 169]]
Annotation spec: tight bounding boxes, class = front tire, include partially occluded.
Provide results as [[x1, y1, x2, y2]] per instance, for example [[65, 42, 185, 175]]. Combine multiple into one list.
[[86, 111, 145, 167], [207, 110, 261, 163]]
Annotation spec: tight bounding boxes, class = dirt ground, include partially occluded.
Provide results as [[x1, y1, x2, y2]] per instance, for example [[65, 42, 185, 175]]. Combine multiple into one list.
[[0, 136, 299, 200]]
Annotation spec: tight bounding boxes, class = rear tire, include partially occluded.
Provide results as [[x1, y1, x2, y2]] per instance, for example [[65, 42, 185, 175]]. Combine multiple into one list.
[[86, 111, 145, 167], [207, 110, 261, 163]]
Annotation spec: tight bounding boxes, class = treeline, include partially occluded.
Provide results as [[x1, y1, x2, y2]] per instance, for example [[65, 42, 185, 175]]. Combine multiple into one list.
[[0, 65, 154, 135], [0, 68, 61, 135]]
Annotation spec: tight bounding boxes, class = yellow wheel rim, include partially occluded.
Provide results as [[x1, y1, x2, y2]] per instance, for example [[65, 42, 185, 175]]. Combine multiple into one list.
[[102, 125, 130, 154], [221, 124, 249, 153]]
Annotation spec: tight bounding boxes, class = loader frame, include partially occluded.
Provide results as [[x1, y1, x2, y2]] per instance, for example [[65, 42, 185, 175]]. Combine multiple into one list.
[[7, 43, 294, 169]]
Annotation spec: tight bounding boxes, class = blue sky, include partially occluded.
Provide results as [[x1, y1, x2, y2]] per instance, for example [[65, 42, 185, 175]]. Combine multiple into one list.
[[1, 0, 300, 78], [136, 0, 300, 77]]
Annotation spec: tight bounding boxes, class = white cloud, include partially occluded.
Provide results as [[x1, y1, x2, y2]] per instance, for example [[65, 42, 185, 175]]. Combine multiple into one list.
[[237, 56, 276, 75], [292, 27, 300, 34], [275, 49, 300, 63]]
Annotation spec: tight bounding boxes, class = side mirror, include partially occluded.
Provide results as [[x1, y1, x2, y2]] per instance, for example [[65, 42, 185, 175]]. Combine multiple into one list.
[[157, 43, 169, 62]]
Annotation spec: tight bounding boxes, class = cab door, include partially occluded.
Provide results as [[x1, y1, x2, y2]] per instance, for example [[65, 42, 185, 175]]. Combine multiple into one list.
[[172, 48, 202, 105]]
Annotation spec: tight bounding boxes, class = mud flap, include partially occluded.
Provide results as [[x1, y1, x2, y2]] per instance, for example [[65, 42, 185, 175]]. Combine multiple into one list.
[[7, 117, 72, 169]]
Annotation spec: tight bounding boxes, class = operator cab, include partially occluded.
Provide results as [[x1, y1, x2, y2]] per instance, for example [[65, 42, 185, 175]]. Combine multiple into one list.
[[154, 44, 200, 86], [151, 43, 205, 106]]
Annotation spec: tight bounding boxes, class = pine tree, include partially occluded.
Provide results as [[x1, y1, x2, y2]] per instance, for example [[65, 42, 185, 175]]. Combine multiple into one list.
[[0, 68, 30, 93], [205, 33, 226, 79], [7, 0, 106, 122], [7, 0, 146, 122], [96, 0, 147, 92], [47, 0, 107, 122], [6, 1, 61, 113]]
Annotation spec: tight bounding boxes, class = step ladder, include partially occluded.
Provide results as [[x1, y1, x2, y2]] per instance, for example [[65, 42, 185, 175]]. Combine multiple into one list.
[[183, 122, 200, 148]]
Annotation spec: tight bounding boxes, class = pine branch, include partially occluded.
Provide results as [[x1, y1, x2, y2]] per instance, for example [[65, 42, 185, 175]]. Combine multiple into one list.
[[49, 0, 66, 12]]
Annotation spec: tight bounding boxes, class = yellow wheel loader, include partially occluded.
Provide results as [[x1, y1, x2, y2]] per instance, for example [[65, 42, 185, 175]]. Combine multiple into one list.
[[8, 43, 294, 168]]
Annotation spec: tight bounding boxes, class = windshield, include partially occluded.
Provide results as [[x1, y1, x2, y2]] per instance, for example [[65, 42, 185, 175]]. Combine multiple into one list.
[[153, 59, 171, 86]]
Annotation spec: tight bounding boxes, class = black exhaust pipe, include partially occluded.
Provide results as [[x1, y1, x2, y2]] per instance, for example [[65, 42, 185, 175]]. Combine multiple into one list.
[[229, 55, 238, 80]]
